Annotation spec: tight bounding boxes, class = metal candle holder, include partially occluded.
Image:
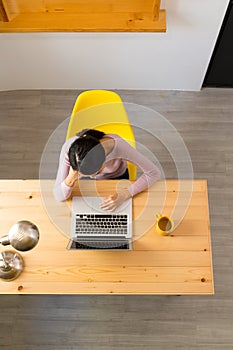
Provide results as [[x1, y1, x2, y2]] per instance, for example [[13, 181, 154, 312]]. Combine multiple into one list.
[[0, 220, 39, 281]]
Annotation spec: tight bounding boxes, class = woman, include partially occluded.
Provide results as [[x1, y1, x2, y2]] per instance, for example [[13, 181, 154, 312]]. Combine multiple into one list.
[[53, 129, 160, 211]]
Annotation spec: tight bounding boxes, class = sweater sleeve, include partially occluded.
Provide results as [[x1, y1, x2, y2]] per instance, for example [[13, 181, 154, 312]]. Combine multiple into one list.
[[112, 137, 161, 196], [53, 139, 75, 201]]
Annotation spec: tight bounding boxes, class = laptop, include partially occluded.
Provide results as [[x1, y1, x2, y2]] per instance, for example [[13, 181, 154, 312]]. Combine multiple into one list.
[[67, 196, 133, 250]]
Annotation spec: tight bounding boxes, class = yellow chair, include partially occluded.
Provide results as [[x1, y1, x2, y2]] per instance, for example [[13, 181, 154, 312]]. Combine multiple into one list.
[[66, 90, 137, 180]]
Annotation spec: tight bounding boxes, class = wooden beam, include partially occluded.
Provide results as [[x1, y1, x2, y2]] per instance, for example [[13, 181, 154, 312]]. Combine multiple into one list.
[[0, 10, 166, 32], [152, 0, 161, 21]]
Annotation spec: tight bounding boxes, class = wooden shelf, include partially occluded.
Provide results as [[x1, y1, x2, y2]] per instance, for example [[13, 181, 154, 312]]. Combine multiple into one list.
[[0, 0, 166, 33]]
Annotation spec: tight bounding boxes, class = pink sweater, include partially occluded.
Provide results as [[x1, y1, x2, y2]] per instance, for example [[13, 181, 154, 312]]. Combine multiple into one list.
[[53, 134, 160, 201]]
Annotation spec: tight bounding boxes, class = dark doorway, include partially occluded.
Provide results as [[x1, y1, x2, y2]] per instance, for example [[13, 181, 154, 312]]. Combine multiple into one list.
[[203, 0, 233, 87]]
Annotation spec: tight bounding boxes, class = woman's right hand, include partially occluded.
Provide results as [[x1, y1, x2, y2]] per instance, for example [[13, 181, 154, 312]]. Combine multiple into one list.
[[64, 167, 79, 187]]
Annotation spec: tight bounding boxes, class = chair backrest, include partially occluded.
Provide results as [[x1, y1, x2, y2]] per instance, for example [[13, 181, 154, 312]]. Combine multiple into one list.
[[66, 90, 137, 180]]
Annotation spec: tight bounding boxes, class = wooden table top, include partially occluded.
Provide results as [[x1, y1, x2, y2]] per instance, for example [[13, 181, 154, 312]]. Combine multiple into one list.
[[0, 179, 214, 295]]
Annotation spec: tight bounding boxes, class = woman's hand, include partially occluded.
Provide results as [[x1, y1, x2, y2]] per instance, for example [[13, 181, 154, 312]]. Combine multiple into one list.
[[64, 167, 79, 187], [100, 190, 131, 211]]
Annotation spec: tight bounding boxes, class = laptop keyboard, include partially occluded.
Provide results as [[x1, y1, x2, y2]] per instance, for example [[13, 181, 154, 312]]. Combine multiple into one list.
[[70, 240, 130, 250], [75, 214, 128, 236]]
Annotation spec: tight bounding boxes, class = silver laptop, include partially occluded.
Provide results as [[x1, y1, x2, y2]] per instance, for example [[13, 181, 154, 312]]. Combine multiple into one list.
[[67, 196, 133, 250]]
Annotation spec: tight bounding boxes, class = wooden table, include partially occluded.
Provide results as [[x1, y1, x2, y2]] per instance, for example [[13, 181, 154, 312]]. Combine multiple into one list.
[[0, 179, 214, 294]]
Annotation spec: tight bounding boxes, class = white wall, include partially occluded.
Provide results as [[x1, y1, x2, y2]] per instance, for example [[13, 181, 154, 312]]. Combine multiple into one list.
[[0, 0, 229, 91]]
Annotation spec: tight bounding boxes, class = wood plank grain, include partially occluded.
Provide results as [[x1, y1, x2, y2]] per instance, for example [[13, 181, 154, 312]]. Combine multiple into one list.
[[34, 232, 210, 251], [19, 266, 212, 283], [74, 179, 205, 193], [18, 250, 211, 268], [0, 281, 213, 295], [0, 190, 208, 208], [14, 0, 154, 14], [0, 179, 206, 192], [0, 10, 166, 32]]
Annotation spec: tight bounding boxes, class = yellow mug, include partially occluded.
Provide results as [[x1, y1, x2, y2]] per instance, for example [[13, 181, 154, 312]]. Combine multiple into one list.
[[155, 213, 174, 236]]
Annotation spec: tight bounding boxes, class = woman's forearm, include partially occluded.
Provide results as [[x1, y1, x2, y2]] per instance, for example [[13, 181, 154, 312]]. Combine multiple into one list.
[[64, 167, 79, 187], [53, 181, 73, 201]]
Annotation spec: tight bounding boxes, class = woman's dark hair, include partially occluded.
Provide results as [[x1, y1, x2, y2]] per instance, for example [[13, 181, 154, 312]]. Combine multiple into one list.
[[68, 129, 106, 175]]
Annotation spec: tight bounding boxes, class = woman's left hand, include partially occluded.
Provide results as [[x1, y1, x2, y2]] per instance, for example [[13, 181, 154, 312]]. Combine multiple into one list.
[[100, 190, 131, 211]]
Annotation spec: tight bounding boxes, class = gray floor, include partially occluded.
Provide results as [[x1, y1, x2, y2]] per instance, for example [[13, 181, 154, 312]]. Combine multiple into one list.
[[0, 89, 233, 349]]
